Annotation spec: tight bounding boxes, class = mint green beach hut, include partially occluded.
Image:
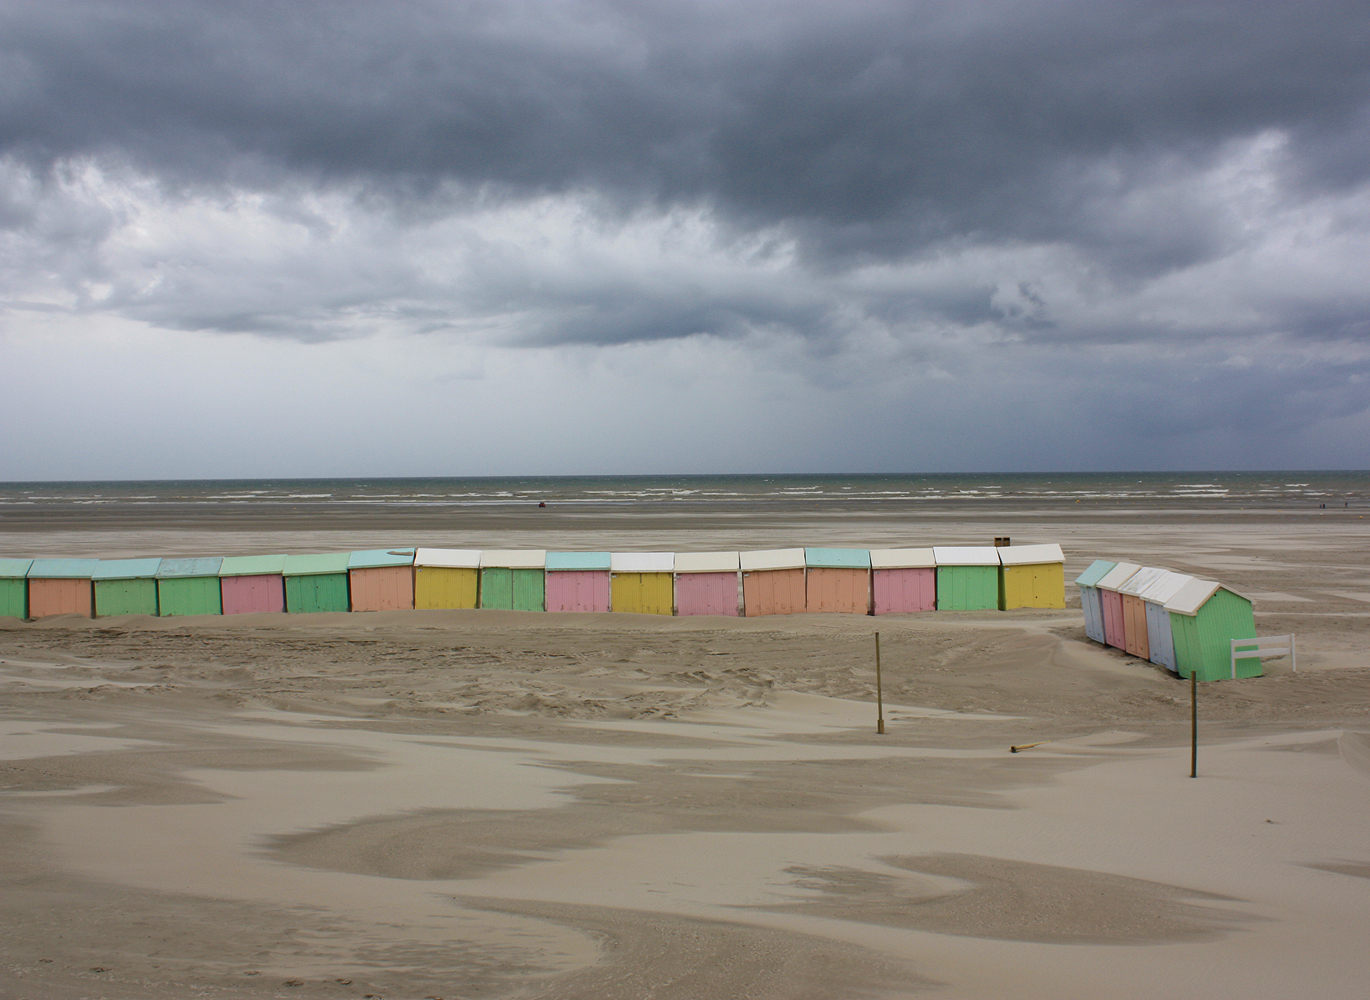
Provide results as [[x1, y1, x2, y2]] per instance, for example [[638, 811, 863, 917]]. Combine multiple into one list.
[[156, 557, 224, 616], [1164, 579, 1259, 681], [93, 558, 163, 617], [479, 550, 546, 611], [931, 546, 1001, 610], [283, 553, 352, 613], [0, 558, 33, 618]]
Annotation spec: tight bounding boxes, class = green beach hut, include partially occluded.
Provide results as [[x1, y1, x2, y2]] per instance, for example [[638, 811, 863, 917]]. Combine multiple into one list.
[[478, 550, 546, 611], [156, 557, 224, 616], [1164, 579, 1259, 681], [931, 546, 1001, 610], [0, 558, 33, 618], [283, 553, 352, 613], [92, 558, 163, 617]]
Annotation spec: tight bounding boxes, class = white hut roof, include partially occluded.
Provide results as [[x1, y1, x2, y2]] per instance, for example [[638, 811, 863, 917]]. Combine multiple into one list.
[[1163, 579, 1253, 616], [479, 549, 547, 569], [673, 551, 740, 573], [1095, 561, 1141, 591], [611, 552, 674, 573], [1117, 566, 1169, 597], [932, 546, 1001, 566], [869, 548, 936, 569], [739, 548, 806, 572], [996, 543, 1064, 566], [414, 548, 482, 568], [1136, 570, 1195, 605]]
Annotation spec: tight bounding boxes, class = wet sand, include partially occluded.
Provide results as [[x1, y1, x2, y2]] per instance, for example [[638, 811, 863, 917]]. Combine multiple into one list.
[[1, 505, 1368, 999]]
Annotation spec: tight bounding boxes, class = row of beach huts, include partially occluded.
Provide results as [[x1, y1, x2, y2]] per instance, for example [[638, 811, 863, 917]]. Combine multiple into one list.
[[0, 543, 1067, 620], [1075, 559, 1259, 682]]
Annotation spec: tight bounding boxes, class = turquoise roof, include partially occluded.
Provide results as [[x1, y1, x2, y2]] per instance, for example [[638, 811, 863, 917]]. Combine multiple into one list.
[[157, 557, 224, 578], [92, 558, 162, 580], [28, 558, 100, 578], [283, 552, 352, 576], [348, 548, 415, 570], [546, 551, 611, 571], [0, 558, 34, 579], [805, 547, 871, 569], [218, 554, 288, 577], [1074, 559, 1117, 588]]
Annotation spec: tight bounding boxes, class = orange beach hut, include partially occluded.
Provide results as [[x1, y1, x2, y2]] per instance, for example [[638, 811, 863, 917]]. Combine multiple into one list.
[[349, 549, 415, 611], [26, 558, 98, 618], [740, 549, 806, 616], [805, 548, 871, 614]]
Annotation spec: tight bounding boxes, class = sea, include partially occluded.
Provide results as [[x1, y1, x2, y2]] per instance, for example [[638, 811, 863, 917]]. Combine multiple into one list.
[[1, 471, 1367, 514]]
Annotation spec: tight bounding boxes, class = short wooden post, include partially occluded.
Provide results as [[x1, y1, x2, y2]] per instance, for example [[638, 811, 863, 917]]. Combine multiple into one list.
[[875, 631, 885, 735], [1190, 667, 1198, 778]]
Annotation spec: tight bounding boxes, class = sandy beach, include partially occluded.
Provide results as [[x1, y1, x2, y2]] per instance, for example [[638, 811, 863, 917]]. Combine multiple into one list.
[[2, 504, 1368, 999]]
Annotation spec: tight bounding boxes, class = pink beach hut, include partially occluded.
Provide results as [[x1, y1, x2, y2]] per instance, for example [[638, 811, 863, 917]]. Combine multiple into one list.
[[740, 549, 806, 616], [870, 548, 936, 614], [545, 551, 611, 612], [673, 551, 740, 616], [1094, 561, 1140, 649], [218, 554, 287, 615]]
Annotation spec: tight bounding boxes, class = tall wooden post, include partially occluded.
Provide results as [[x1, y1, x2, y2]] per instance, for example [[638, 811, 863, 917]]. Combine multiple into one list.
[[875, 631, 885, 735], [1190, 667, 1197, 778]]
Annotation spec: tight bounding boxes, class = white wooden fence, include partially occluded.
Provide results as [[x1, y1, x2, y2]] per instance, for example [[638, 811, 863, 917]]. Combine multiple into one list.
[[1231, 635, 1296, 679]]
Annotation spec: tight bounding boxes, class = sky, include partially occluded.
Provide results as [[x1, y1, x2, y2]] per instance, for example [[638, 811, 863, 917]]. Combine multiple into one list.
[[3, 0, 1369, 479]]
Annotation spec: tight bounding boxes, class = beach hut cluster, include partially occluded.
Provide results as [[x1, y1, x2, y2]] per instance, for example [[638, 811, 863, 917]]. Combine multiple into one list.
[[0, 542, 1067, 620], [1075, 559, 1259, 682]]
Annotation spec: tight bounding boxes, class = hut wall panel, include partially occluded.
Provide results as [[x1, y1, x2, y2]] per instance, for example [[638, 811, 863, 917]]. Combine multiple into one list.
[[806, 567, 870, 614], [28, 579, 93, 618], [414, 567, 479, 609], [480, 568, 513, 609], [742, 568, 805, 616], [157, 577, 222, 616], [510, 568, 545, 612], [546, 571, 610, 612], [674, 573, 739, 616], [285, 574, 350, 613], [611, 572, 673, 615], [1080, 587, 1106, 643], [1101, 590, 1126, 648], [936, 566, 998, 611], [1145, 601, 1177, 671], [221, 574, 285, 615], [0, 579, 27, 619], [872, 567, 935, 614], [94, 579, 159, 617], [1000, 565, 1066, 610], [349, 567, 414, 612], [1122, 594, 1150, 659]]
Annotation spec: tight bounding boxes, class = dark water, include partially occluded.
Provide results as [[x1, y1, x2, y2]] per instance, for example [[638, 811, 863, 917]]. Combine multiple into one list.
[[1, 472, 1366, 512]]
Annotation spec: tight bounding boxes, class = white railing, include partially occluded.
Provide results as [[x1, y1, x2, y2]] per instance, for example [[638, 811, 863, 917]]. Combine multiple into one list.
[[1231, 635, 1295, 679]]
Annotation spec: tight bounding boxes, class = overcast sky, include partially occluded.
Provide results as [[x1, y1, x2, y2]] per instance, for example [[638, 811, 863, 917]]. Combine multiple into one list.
[[3, 0, 1369, 479]]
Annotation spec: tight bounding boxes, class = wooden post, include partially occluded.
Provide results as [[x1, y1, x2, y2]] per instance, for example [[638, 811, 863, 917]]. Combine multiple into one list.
[[1190, 667, 1197, 778], [875, 631, 885, 735]]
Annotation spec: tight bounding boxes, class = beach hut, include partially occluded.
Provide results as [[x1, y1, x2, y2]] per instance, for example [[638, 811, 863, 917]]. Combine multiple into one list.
[[219, 554, 287, 615], [673, 551, 740, 616], [1165, 580, 1259, 681], [283, 553, 352, 613], [997, 543, 1066, 610], [870, 548, 936, 614], [545, 552, 611, 612], [931, 547, 1001, 611], [0, 558, 33, 618], [26, 558, 98, 618], [479, 550, 546, 611], [349, 549, 415, 612], [92, 558, 163, 617], [740, 549, 807, 616], [611, 552, 675, 615], [1074, 559, 1116, 644], [1115, 566, 1168, 659], [1136, 570, 1194, 673], [155, 558, 224, 617], [805, 548, 871, 614], [1094, 562, 1140, 649], [413, 548, 481, 609]]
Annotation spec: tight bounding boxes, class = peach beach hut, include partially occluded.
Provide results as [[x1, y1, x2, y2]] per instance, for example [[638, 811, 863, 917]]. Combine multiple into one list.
[[1115, 566, 1170, 659], [27, 558, 98, 618], [672, 551, 740, 616], [740, 548, 806, 616], [349, 549, 415, 612], [805, 548, 871, 614], [870, 548, 936, 614], [610, 552, 675, 615]]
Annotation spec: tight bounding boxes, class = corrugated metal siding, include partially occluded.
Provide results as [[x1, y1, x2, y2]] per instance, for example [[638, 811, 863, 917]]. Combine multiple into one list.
[[1145, 600, 1177, 671], [28, 579, 93, 618], [742, 568, 805, 616], [157, 577, 222, 616], [285, 573, 350, 613], [94, 579, 159, 617], [936, 565, 998, 610], [999, 564, 1066, 609], [674, 572, 738, 616], [414, 566, 479, 609], [546, 570, 610, 612], [1122, 594, 1150, 659], [805, 567, 870, 614], [1080, 586, 1106, 643], [1101, 590, 1126, 648], [220, 574, 285, 614], [872, 567, 935, 614], [349, 566, 414, 612], [610, 572, 673, 614], [0, 579, 28, 618]]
